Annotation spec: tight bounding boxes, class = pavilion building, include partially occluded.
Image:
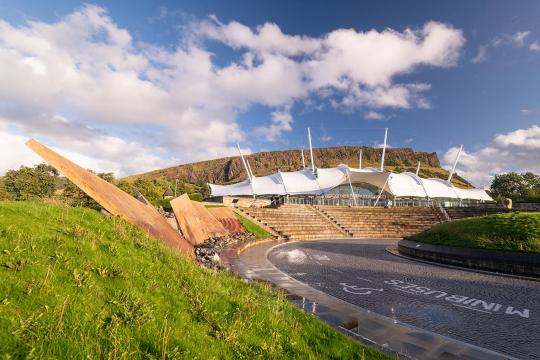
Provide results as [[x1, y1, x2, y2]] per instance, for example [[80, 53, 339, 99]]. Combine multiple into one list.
[[208, 128, 492, 207]]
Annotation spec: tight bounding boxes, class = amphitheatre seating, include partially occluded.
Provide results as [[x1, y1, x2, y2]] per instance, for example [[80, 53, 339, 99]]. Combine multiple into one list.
[[315, 205, 443, 238], [241, 204, 347, 241], [444, 207, 510, 220]]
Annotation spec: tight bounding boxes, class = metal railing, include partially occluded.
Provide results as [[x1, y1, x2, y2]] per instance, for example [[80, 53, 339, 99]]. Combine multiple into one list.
[[282, 195, 495, 208]]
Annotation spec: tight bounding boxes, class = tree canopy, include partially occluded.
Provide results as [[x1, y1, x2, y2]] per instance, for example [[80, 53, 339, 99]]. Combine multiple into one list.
[[63, 172, 115, 209], [3, 164, 59, 200], [490, 172, 540, 202]]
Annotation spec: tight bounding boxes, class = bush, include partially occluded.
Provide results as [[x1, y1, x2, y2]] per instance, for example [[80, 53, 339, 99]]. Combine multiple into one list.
[[188, 193, 203, 202], [63, 172, 114, 209], [4, 163, 58, 200]]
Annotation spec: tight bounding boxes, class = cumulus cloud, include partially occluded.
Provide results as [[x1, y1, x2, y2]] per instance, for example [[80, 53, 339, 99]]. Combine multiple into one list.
[[196, 17, 321, 56], [0, 127, 42, 174], [365, 111, 385, 120], [443, 125, 540, 187], [0, 5, 465, 175]]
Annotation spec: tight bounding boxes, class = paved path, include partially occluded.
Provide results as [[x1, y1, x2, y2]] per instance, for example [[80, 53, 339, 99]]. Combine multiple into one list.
[[267, 239, 540, 360]]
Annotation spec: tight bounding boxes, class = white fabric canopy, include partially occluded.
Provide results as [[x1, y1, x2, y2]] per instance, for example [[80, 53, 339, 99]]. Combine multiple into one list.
[[279, 169, 322, 195], [209, 165, 492, 201]]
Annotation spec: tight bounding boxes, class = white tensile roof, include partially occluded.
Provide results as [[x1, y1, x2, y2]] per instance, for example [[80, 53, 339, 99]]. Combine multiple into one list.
[[208, 165, 492, 201]]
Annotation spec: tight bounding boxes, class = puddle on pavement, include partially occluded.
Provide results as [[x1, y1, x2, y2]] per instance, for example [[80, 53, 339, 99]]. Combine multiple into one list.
[[394, 304, 460, 326]]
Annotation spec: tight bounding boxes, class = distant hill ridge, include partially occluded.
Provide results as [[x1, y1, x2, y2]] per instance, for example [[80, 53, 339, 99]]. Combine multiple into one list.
[[127, 146, 473, 189]]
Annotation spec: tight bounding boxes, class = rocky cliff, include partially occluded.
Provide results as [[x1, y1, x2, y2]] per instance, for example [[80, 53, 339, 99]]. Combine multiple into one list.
[[126, 146, 471, 188]]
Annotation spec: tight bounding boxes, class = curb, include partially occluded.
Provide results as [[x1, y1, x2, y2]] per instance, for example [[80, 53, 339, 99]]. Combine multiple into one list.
[[386, 246, 540, 283], [398, 239, 540, 278]]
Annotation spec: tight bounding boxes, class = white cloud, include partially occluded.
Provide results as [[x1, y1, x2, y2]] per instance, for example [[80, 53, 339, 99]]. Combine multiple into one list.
[[471, 45, 488, 64], [254, 108, 293, 141], [365, 111, 385, 120], [0, 6, 465, 175], [473, 30, 540, 63], [197, 17, 321, 56], [530, 41, 540, 52], [443, 125, 540, 187], [0, 128, 42, 174], [320, 135, 333, 142], [493, 31, 530, 47]]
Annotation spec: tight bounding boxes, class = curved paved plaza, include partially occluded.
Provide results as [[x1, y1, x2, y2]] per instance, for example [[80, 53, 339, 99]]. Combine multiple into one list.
[[268, 239, 540, 360]]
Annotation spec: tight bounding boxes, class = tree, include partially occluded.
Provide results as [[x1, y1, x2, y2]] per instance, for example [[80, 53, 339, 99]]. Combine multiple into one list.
[[116, 179, 136, 196], [521, 172, 540, 190], [0, 177, 11, 200], [490, 172, 540, 202], [63, 172, 114, 209], [4, 163, 59, 200], [132, 176, 173, 205]]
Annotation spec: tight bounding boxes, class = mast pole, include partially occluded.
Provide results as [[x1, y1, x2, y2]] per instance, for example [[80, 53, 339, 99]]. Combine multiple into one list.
[[246, 160, 255, 179], [346, 169, 357, 206], [380, 128, 388, 172], [447, 145, 463, 182], [308, 128, 315, 173], [236, 143, 252, 181]]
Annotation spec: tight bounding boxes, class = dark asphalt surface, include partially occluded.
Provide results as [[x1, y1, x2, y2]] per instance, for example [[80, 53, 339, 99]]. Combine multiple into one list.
[[268, 239, 540, 360]]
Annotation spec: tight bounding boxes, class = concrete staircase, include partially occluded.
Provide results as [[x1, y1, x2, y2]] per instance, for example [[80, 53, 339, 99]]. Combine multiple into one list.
[[241, 204, 348, 241], [314, 205, 443, 238], [444, 207, 509, 220]]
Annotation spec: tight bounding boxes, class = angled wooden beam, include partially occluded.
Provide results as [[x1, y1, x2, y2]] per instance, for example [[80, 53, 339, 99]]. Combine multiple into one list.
[[26, 139, 194, 258], [170, 194, 228, 245]]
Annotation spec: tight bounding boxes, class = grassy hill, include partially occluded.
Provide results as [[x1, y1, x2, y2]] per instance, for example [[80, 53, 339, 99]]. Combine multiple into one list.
[[407, 212, 540, 253], [0, 201, 387, 359], [126, 146, 472, 189]]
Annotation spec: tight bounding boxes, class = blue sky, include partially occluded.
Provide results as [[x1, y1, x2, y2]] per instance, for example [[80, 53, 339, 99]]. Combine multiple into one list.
[[0, 0, 539, 186]]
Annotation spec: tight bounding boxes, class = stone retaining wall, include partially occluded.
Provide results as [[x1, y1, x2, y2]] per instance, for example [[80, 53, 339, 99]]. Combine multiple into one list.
[[398, 239, 540, 277]]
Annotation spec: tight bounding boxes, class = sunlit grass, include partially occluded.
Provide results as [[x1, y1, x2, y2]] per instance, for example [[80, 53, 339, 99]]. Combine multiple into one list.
[[0, 201, 387, 359], [408, 212, 540, 253], [234, 213, 272, 239]]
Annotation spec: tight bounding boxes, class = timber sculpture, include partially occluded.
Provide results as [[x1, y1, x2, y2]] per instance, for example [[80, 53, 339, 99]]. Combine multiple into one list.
[[170, 194, 228, 245], [26, 139, 194, 257]]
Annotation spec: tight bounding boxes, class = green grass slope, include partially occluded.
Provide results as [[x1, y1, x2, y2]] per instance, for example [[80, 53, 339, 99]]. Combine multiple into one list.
[[234, 213, 272, 239], [0, 201, 386, 359], [407, 212, 540, 253]]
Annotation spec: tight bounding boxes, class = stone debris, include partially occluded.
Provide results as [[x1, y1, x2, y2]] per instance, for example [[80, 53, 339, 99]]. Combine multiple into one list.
[[157, 206, 175, 218], [194, 232, 255, 269]]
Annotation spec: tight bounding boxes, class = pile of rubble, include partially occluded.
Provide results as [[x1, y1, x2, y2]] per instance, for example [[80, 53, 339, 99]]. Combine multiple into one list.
[[195, 232, 255, 269]]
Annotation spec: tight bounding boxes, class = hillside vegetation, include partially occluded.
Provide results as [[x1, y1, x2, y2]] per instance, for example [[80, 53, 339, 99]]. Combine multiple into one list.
[[0, 201, 386, 359], [407, 212, 540, 253], [126, 146, 472, 189]]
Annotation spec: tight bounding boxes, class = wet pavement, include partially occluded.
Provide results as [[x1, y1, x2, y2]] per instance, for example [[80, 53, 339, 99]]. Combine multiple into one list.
[[267, 239, 540, 360]]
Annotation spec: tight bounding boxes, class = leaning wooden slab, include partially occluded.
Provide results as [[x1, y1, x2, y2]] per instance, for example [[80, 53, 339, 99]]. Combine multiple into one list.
[[170, 194, 228, 245], [26, 139, 194, 258], [208, 207, 245, 233]]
